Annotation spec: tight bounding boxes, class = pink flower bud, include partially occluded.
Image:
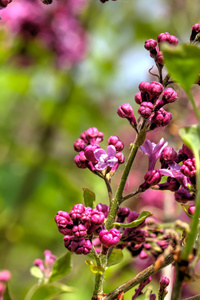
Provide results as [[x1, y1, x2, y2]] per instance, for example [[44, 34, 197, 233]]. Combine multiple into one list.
[[99, 229, 121, 247], [144, 169, 162, 186], [138, 102, 154, 119], [188, 205, 195, 215], [74, 151, 88, 168], [0, 270, 11, 282], [190, 23, 200, 41], [74, 138, 85, 152], [135, 92, 143, 104], [108, 136, 124, 151], [117, 103, 137, 126], [160, 276, 170, 288], [84, 145, 99, 162], [160, 146, 177, 163], [144, 39, 157, 51], [162, 88, 178, 103], [69, 204, 85, 221], [180, 158, 196, 178]]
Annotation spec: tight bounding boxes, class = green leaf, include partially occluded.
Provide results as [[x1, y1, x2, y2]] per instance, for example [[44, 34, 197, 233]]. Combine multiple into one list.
[[83, 188, 96, 208], [30, 266, 44, 279], [179, 125, 200, 156], [49, 252, 71, 282], [113, 211, 152, 228], [85, 260, 104, 274], [107, 249, 123, 267], [3, 286, 13, 300], [26, 282, 74, 300], [162, 43, 200, 92], [181, 204, 192, 218]]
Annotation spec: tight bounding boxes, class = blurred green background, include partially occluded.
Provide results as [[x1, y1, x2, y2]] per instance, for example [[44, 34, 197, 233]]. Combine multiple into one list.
[[0, 0, 200, 299]]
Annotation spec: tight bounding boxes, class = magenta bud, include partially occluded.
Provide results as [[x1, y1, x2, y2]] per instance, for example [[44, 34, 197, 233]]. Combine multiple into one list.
[[140, 250, 148, 259], [135, 92, 143, 104], [108, 136, 124, 151], [160, 276, 170, 288], [188, 205, 195, 215], [69, 204, 85, 221], [115, 152, 125, 164], [138, 102, 154, 119], [144, 169, 162, 186], [74, 151, 88, 169], [160, 146, 177, 163], [190, 23, 200, 41], [157, 32, 171, 43], [84, 145, 99, 162], [55, 211, 71, 228], [156, 51, 164, 66], [72, 224, 87, 237], [96, 203, 109, 218], [151, 108, 172, 127], [0, 270, 11, 282], [139, 81, 151, 93], [82, 127, 104, 145], [180, 158, 196, 178], [75, 239, 92, 255], [144, 39, 157, 51], [162, 88, 178, 103], [117, 103, 137, 125], [74, 138, 85, 152], [149, 81, 164, 98], [90, 210, 105, 225], [99, 228, 121, 247]]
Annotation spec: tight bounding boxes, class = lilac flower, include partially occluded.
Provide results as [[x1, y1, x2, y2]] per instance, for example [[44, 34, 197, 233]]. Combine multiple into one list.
[[140, 138, 168, 171], [94, 145, 118, 171], [159, 162, 189, 188]]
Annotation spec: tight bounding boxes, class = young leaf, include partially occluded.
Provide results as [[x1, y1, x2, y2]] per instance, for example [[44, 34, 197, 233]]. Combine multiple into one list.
[[107, 249, 123, 267], [162, 43, 200, 92], [26, 282, 74, 300], [113, 211, 152, 228], [30, 266, 44, 279], [83, 188, 96, 208], [85, 260, 104, 274], [49, 252, 71, 282], [179, 125, 200, 156]]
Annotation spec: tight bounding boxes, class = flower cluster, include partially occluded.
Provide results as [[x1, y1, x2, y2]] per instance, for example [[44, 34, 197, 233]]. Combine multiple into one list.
[[74, 127, 124, 173], [34, 250, 56, 279], [0, 270, 11, 299], [140, 138, 196, 209], [1, 0, 88, 68], [118, 81, 178, 132], [144, 32, 178, 67]]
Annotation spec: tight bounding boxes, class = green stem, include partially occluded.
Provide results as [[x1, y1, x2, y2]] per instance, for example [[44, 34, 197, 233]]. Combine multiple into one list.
[[181, 150, 200, 260], [105, 123, 146, 230], [187, 90, 200, 122]]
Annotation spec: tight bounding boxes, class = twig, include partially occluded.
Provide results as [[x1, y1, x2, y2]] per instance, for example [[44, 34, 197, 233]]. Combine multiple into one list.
[[102, 254, 174, 300]]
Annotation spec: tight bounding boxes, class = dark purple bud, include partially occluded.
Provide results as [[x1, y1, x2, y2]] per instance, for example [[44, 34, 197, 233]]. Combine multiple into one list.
[[117, 103, 137, 126], [108, 136, 124, 151], [135, 92, 143, 104], [96, 203, 109, 218], [144, 39, 157, 51], [55, 211, 71, 228], [144, 169, 162, 186], [127, 211, 139, 223], [72, 224, 87, 237], [69, 204, 85, 221], [99, 229, 121, 247], [175, 188, 195, 203], [124, 229, 146, 244], [160, 276, 170, 288], [75, 239, 92, 255], [0, 0, 12, 9], [138, 102, 154, 119], [160, 146, 177, 164], [74, 138, 85, 152], [115, 152, 125, 164], [190, 23, 200, 41], [84, 145, 99, 162], [188, 205, 195, 215], [150, 295, 156, 300], [178, 144, 194, 162], [117, 207, 131, 222], [159, 177, 180, 191], [74, 151, 88, 169], [180, 158, 196, 178]]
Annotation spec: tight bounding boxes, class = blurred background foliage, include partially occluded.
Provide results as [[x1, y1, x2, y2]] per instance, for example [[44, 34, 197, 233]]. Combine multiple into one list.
[[0, 0, 200, 299]]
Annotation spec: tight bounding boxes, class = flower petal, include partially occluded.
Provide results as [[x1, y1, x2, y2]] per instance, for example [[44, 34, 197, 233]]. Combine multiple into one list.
[[94, 149, 106, 160], [107, 145, 116, 158]]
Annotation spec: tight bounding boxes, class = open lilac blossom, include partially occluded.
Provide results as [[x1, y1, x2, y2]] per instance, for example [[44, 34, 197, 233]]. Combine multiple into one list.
[[94, 145, 118, 171], [140, 138, 168, 171], [159, 162, 189, 188]]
